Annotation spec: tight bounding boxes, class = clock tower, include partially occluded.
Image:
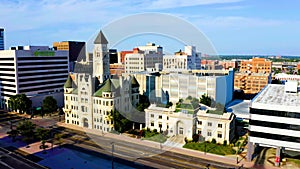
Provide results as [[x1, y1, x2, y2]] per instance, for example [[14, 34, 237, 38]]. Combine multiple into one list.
[[93, 30, 110, 83]]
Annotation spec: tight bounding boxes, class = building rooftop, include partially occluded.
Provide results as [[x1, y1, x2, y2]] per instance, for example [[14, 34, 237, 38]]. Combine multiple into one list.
[[226, 99, 250, 119], [94, 30, 108, 44], [251, 84, 300, 112], [94, 79, 116, 97]]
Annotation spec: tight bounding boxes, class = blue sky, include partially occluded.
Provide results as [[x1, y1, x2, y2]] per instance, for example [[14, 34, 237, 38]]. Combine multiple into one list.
[[1, 0, 300, 55]]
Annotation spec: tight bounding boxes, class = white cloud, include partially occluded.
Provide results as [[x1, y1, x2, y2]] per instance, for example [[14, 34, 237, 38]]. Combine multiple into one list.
[[0, 0, 132, 31], [215, 5, 247, 10], [145, 0, 243, 9], [191, 16, 285, 29]]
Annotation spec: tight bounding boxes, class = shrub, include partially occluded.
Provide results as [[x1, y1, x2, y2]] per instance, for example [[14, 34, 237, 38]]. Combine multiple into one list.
[[192, 134, 200, 142], [153, 129, 157, 133], [223, 140, 227, 146], [211, 138, 217, 144]]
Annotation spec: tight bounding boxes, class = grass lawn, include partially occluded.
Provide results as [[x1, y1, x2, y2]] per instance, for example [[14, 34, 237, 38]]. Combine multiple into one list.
[[143, 133, 168, 143], [183, 142, 236, 156], [287, 158, 300, 168]]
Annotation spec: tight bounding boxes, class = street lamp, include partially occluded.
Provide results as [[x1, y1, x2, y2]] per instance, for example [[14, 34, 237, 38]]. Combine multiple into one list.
[[111, 142, 115, 169]]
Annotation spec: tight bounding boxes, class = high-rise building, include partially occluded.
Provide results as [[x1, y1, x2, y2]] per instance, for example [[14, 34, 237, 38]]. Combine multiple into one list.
[[248, 82, 300, 165], [0, 28, 4, 50], [53, 41, 86, 72], [0, 45, 69, 109]]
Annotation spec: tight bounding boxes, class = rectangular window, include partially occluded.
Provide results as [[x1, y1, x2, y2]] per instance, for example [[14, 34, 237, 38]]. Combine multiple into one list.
[[198, 129, 201, 134], [208, 122, 212, 127], [207, 131, 212, 136], [218, 124, 222, 128], [151, 114, 154, 118], [159, 115, 162, 119], [198, 121, 202, 125], [218, 133, 222, 138], [151, 122, 154, 126]]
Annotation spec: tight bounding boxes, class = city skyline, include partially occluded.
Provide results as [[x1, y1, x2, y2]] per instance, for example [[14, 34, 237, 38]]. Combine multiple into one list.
[[1, 0, 300, 55]]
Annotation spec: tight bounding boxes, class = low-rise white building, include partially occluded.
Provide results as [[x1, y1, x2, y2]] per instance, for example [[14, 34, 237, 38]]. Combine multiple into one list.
[[145, 103, 235, 143], [196, 108, 235, 143], [145, 104, 196, 139]]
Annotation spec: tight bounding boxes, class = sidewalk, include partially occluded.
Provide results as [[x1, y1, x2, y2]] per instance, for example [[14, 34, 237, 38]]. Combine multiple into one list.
[[57, 122, 284, 169]]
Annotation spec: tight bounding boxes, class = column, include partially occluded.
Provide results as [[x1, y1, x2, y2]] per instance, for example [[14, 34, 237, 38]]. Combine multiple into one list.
[[140, 123, 143, 130], [275, 147, 281, 167], [247, 141, 254, 162]]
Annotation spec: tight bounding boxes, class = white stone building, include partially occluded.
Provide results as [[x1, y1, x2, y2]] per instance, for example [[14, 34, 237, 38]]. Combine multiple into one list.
[[163, 46, 201, 71], [145, 103, 235, 143], [63, 31, 139, 132], [196, 108, 235, 143], [125, 43, 163, 74]]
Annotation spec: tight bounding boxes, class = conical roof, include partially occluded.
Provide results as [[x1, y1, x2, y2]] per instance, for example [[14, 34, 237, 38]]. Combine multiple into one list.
[[64, 74, 73, 88], [94, 30, 108, 44], [94, 79, 116, 97], [131, 76, 140, 88]]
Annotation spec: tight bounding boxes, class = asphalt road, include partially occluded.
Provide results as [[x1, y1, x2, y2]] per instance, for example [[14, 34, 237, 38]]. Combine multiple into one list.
[[0, 111, 240, 169], [53, 126, 239, 169], [0, 147, 46, 169]]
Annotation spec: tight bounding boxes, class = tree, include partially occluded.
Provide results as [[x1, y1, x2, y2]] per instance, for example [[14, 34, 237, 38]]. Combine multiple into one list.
[[192, 134, 199, 142], [111, 110, 132, 133], [42, 96, 58, 114], [200, 94, 211, 107], [17, 120, 36, 143], [271, 79, 282, 84], [223, 140, 228, 146], [191, 97, 200, 109], [54, 133, 63, 148], [165, 102, 173, 108], [35, 128, 50, 150], [186, 96, 193, 100], [8, 94, 32, 114], [7, 129, 19, 142], [215, 102, 226, 112], [136, 94, 150, 112]]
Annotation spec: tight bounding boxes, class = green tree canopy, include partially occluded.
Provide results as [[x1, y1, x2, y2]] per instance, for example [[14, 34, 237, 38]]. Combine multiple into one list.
[[17, 120, 36, 142], [42, 96, 58, 114], [111, 110, 132, 133], [136, 94, 150, 112], [200, 94, 211, 107], [8, 94, 32, 114]]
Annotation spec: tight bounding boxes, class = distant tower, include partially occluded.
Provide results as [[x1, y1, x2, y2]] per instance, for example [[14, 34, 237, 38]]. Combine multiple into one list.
[[0, 28, 4, 50], [93, 30, 110, 83]]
